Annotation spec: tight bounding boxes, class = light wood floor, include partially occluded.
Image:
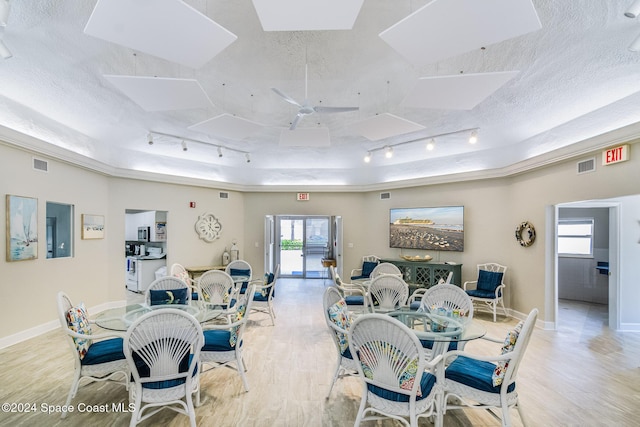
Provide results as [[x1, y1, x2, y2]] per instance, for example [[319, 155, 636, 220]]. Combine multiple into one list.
[[1, 280, 639, 427]]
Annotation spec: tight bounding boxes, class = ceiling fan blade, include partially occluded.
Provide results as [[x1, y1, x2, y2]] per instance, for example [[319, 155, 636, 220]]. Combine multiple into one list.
[[313, 106, 359, 114], [289, 113, 304, 130], [271, 88, 302, 107]]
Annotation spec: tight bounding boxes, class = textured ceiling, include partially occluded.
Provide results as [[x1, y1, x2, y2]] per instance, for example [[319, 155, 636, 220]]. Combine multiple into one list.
[[1, 0, 640, 190]]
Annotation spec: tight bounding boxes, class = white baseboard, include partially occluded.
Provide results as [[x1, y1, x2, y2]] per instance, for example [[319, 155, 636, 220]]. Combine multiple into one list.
[[619, 323, 640, 331]]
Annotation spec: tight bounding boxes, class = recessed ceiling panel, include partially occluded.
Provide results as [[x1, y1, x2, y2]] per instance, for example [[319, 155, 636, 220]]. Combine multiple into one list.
[[351, 113, 425, 141], [85, 0, 237, 69], [379, 0, 541, 66], [402, 71, 520, 110], [279, 128, 330, 147], [104, 75, 213, 112], [252, 0, 364, 31], [189, 114, 263, 140]]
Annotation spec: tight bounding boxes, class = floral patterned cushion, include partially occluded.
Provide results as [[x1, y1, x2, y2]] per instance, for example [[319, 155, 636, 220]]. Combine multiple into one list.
[[66, 303, 93, 360], [327, 299, 352, 353], [229, 295, 248, 347], [492, 321, 524, 386]]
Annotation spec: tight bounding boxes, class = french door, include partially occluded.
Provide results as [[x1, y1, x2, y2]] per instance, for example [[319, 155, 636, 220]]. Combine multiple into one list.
[[275, 216, 330, 278]]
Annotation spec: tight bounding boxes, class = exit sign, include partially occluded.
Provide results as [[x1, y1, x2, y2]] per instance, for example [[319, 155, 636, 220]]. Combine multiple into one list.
[[296, 192, 310, 201], [602, 144, 629, 166]]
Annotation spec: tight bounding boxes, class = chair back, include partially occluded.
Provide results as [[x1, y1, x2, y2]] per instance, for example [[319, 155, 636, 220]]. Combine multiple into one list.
[[170, 263, 191, 282], [348, 313, 428, 400], [264, 264, 280, 299], [124, 308, 203, 392], [370, 262, 402, 278], [229, 282, 257, 340], [145, 276, 191, 306], [478, 263, 507, 275], [362, 255, 380, 263], [502, 308, 538, 388], [323, 287, 351, 353], [57, 291, 89, 361], [419, 283, 474, 320], [368, 274, 409, 312], [198, 270, 236, 307], [225, 260, 252, 278]]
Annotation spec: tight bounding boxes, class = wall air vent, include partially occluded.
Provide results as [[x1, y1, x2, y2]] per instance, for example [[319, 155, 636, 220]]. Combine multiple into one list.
[[577, 157, 596, 174], [219, 192, 229, 199], [380, 192, 391, 200], [33, 158, 48, 172]]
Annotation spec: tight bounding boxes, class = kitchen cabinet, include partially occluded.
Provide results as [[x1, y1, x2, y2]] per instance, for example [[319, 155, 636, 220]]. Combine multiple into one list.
[[125, 211, 167, 242], [380, 259, 462, 291]]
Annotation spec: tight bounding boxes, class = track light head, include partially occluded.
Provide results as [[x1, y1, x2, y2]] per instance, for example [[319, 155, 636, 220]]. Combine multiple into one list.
[[0, 39, 11, 59], [385, 146, 393, 158], [625, 0, 640, 18], [364, 152, 372, 163], [147, 133, 153, 145], [181, 140, 187, 151], [629, 31, 640, 51], [0, 0, 10, 26], [218, 147, 223, 157], [469, 130, 478, 144], [426, 138, 435, 151], [245, 153, 251, 163]]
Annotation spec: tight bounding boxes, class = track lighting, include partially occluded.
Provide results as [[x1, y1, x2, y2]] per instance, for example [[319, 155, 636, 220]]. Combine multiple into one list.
[[217, 147, 223, 158], [385, 146, 393, 158], [426, 139, 435, 151], [0, 39, 10, 59], [364, 152, 372, 163], [181, 140, 187, 151], [469, 130, 478, 144], [0, 0, 10, 26], [245, 153, 251, 163], [625, 0, 640, 18], [146, 131, 250, 163], [147, 133, 153, 145], [629, 30, 640, 51]]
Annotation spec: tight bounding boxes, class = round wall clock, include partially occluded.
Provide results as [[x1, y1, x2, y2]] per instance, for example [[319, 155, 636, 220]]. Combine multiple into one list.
[[515, 221, 536, 247], [195, 213, 222, 242]]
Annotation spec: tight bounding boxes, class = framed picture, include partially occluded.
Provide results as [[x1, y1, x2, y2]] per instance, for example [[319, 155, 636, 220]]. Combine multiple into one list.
[[6, 195, 38, 262], [81, 214, 105, 240]]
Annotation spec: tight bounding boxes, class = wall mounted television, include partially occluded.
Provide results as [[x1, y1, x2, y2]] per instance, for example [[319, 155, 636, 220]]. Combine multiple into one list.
[[389, 206, 464, 252]]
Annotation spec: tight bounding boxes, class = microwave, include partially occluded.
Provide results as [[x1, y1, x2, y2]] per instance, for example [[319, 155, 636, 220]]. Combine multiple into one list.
[[138, 226, 150, 242]]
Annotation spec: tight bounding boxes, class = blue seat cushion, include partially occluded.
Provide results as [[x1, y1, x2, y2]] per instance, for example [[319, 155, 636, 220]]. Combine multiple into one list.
[[367, 371, 436, 402], [253, 292, 269, 302], [149, 288, 188, 305], [466, 289, 501, 299], [133, 347, 196, 390], [81, 338, 125, 365], [476, 270, 503, 293], [409, 301, 421, 311], [191, 292, 199, 301], [419, 339, 458, 352], [344, 295, 365, 306], [202, 330, 235, 351], [445, 356, 515, 393]]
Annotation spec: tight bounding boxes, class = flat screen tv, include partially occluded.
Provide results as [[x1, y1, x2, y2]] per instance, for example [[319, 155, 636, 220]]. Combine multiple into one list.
[[390, 206, 464, 251]]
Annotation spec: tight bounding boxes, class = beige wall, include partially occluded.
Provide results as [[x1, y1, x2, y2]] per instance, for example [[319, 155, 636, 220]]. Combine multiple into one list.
[[2, 138, 639, 344]]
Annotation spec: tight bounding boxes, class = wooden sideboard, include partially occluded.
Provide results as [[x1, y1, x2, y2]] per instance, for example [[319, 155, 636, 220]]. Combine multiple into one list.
[[380, 259, 462, 289]]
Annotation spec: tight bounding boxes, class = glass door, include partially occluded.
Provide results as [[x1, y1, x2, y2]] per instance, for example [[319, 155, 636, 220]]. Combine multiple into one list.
[[277, 216, 330, 278]]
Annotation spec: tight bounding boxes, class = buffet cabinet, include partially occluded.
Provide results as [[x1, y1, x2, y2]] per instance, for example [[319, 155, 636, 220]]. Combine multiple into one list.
[[380, 259, 462, 290]]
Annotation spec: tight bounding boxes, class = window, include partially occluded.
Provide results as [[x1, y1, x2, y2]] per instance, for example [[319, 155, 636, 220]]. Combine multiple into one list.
[[46, 202, 74, 258], [558, 219, 593, 257]]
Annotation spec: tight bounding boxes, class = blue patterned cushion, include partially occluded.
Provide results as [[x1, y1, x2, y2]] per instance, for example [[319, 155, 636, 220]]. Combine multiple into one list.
[[202, 330, 234, 351], [367, 371, 436, 402], [492, 321, 523, 386], [476, 270, 503, 293], [445, 356, 516, 393], [149, 288, 188, 305], [229, 295, 248, 347], [66, 303, 92, 360], [81, 338, 125, 365], [362, 261, 378, 277], [327, 299, 352, 353]]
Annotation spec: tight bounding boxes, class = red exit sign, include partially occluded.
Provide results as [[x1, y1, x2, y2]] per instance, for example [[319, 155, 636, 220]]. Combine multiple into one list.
[[602, 144, 629, 166], [296, 192, 310, 201]]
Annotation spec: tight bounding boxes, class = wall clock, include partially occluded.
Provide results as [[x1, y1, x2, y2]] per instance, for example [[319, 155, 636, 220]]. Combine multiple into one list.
[[195, 213, 222, 242], [515, 221, 536, 247]]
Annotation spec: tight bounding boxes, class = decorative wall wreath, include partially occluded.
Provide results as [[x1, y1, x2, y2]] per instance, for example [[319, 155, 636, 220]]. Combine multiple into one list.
[[515, 221, 536, 247]]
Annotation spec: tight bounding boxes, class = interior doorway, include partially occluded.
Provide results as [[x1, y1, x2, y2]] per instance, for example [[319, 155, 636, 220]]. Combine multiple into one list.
[[275, 216, 331, 278]]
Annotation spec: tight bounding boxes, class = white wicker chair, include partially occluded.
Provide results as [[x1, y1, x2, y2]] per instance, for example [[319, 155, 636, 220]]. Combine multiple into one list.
[[225, 260, 252, 294], [56, 291, 129, 419], [323, 286, 358, 398], [169, 263, 198, 300], [408, 271, 454, 309], [145, 276, 191, 306], [367, 274, 409, 313], [348, 313, 441, 427], [198, 270, 239, 323], [370, 262, 403, 279], [124, 308, 204, 427], [440, 308, 538, 427], [350, 255, 380, 280], [251, 264, 280, 325], [330, 266, 369, 315], [200, 282, 257, 391], [463, 263, 508, 322]]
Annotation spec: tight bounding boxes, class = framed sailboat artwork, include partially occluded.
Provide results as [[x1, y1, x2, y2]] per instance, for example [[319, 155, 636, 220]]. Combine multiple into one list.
[[6, 194, 38, 262]]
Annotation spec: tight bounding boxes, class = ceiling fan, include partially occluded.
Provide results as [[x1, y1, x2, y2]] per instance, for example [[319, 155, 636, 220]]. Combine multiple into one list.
[[271, 64, 359, 130]]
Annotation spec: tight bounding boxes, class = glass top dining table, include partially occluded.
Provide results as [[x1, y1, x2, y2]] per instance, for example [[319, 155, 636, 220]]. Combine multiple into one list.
[[94, 301, 223, 332]]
